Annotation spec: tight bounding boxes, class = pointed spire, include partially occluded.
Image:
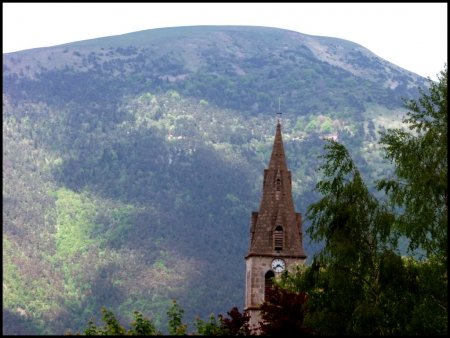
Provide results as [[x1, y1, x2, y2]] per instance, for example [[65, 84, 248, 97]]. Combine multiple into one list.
[[246, 118, 306, 258], [268, 122, 288, 171]]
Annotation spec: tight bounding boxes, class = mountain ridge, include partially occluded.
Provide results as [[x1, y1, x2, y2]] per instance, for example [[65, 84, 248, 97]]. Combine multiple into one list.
[[2, 24, 426, 81], [3, 25, 426, 114]]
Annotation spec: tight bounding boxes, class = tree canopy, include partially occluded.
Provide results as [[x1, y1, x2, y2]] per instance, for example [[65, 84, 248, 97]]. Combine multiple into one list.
[[297, 65, 447, 335]]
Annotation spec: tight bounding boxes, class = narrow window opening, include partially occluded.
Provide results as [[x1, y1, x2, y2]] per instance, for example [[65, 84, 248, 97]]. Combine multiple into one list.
[[276, 178, 281, 191], [274, 226, 283, 251], [264, 270, 275, 301]]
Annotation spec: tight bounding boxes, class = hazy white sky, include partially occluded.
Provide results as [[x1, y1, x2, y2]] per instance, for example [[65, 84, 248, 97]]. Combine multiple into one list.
[[3, 3, 447, 80]]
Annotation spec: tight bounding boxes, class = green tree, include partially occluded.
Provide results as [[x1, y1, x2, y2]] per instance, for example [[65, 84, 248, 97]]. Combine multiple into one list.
[[128, 311, 160, 335], [166, 300, 187, 335], [85, 307, 126, 335], [377, 65, 447, 258], [303, 139, 396, 335], [81, 307, 160, 335], [377, 66, 448, 334], [194, 313, 225, 336]]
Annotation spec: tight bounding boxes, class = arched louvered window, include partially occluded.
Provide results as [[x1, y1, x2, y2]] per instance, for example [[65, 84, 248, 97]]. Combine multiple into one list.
[[264, 270, 275, 301], [274, 226, 284, 251], [276, 177, 281, 191]]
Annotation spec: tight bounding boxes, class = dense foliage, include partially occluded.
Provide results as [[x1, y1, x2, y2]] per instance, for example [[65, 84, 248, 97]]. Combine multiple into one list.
[[378, 66, 447, 258], [258, 285, 315, 335]]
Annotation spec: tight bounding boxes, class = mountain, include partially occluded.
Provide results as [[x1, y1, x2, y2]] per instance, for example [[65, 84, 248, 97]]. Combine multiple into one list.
[[2, 25, 428, 334], [4, 25, 425, 114]]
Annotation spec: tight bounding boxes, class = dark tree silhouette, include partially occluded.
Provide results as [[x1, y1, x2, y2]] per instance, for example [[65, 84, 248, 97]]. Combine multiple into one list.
[[259, 285, 316, 335], [219, 307, 251, 336]]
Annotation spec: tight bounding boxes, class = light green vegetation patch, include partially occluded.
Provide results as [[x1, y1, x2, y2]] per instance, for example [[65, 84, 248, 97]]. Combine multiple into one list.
[[54, 187, 98, 258]]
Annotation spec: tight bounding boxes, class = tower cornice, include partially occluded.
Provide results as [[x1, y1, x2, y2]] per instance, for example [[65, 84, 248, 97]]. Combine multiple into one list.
[[245, 253, 307, 259]]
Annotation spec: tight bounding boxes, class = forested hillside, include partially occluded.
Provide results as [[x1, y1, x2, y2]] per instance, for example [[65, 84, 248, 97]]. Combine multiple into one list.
[[3, 25, 428, 334]]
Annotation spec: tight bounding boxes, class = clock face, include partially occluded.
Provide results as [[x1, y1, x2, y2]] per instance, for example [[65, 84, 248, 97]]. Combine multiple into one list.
[[271, 258, 286, 273]]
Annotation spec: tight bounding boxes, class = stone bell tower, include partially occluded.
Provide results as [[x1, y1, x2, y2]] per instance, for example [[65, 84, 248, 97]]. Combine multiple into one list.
[[244, 121, 307, 331]]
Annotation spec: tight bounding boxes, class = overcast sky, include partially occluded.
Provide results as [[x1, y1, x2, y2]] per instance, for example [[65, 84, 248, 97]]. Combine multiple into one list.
[[3, 3, 447, 80]]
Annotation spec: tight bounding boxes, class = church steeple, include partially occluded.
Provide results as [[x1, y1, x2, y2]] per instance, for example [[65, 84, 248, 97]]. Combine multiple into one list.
[[247, 122, 306, 258], [245, 121, 306, 332]]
